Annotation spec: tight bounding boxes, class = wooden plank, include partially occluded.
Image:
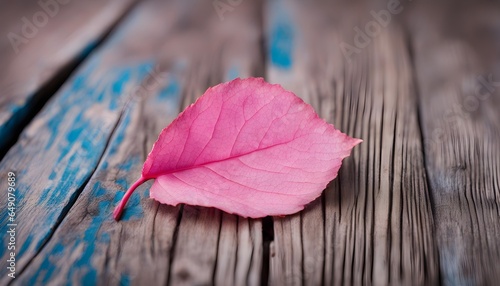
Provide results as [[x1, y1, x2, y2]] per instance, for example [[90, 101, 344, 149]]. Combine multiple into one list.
[[0, 0, 181, 283], [407, 0, 500, 284], [15, 65, 183, 284], [167, 2, 265, 285], [265, 0, 439, 284], [0, 0, 136, 154], [8, 0, 265, 285]]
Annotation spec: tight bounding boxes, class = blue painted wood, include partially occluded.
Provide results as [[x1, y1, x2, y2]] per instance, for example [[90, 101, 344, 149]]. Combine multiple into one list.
[[0, 0, 136, 154], [264, 0, 298, 95], [18, 83, 182, 284], [267, 0, 295, 71], [3, 0, 479, 284], [0, 1, 182, 283], [14, 1, 266, 284]]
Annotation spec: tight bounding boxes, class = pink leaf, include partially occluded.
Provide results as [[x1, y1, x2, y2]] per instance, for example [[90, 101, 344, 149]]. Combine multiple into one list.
[[113, 78, 361, 220]]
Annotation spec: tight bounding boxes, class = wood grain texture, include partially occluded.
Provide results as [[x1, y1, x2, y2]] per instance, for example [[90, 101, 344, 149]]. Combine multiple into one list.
[[9, 0, 266, 285], [167, 1, 265, 285], [265, 0, 439, 284], [407, 0, 500, 284], [0, 0, 180, 283], [0, 0, 136, 154], [2, 0, 500, 285]]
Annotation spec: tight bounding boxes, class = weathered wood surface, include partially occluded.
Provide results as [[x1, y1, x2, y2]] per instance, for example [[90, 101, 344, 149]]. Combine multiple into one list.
[[167, 1, 265, 285], [3, 0, 265, 285], [407, 0, 500, 284], [1, 0, 500, 285], [0, 0, 136, 155], [266, 0, 438, 285], [0, 0, 177, 283]]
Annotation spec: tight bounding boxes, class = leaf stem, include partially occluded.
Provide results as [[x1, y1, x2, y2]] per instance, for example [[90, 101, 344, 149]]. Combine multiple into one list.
[[113, 176, 148, 221]]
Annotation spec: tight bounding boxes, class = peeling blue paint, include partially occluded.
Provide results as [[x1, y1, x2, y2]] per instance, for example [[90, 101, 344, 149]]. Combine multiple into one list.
[[17, 233, 33, 258], [28, 242, 64, 285], [28, 179, 146, 283], [112, 70, 132, 96], [10, 60, 157, 283], [0, 101, 30, 150], [106, 110, 132, 158], [226, 66, 240, 81], [268, 0, 295, 70], [14, 52, 187, 282], [120, 274, 131, 286], [0, 38, 101, 153], [48, 170, 57, 180], [158, 79, 181, 100], [115, 178, 129, 190], [44, 61, 154, 187]]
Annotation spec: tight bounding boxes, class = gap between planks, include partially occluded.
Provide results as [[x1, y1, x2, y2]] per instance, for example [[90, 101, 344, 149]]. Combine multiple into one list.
[[0, 0, 139, 160]]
